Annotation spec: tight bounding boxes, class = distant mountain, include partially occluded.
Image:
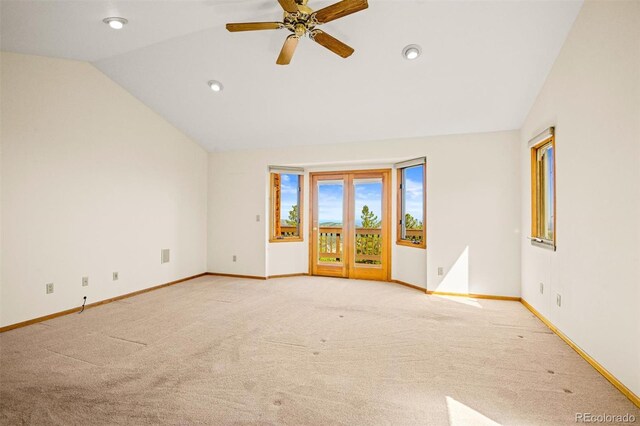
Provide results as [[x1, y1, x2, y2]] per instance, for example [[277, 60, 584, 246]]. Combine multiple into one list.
[[281, 221, 370, 227], [280, 221, 345, 227], [319, 222, 343, 227], [318, 221, 372, 227]]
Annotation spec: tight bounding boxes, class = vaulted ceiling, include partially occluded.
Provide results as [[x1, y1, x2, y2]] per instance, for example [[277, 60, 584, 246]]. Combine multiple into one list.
[[1, 0, 583, 151]]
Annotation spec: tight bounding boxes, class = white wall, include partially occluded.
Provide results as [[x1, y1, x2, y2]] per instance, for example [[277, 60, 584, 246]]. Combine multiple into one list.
[[0, 52, 208, 327], [520, 0, 640, 396], [208, 130, 521, 296]]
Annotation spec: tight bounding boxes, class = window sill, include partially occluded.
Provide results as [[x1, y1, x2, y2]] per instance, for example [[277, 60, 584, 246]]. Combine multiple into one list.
[[530, 237, 556, 251], [396, 239, 426, 249], [269, 237, 303, 243]]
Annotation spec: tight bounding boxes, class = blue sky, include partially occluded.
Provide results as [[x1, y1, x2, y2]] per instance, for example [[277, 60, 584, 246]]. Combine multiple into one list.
[[317, 182, 344, 224], [403, 165, 424, 222], [317, 181, 385, 225], [314, 166, 424, 225], [280, 168, 425, 225], [354, 181, 382, 226], [317, 181, 383, 226], [280, 174, 299, 222]]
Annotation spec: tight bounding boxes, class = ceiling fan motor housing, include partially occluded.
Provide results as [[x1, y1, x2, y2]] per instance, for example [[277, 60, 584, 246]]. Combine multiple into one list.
[[284, 10, 315, 37]]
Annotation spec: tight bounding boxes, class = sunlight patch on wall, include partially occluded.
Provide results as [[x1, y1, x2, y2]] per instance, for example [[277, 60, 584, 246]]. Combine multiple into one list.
[[436, 246, 469, 294]]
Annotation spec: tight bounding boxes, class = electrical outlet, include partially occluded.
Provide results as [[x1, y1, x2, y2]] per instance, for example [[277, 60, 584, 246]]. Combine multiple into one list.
[[233, 255, 237, 262], [82, 276, 89, 287], [256, 214, 260, 222], [161, 248, 170, 264], [556, 293, 562, 307], [113, 272, 119, 281], [46, 283, 54, 294], [437, 267, 444, 276], [539, 282, 544, 294]]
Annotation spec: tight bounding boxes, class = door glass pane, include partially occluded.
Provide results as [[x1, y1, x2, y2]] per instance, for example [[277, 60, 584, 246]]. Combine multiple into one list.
[[354, 178, 382, 266], [317, 180, 344, 264]]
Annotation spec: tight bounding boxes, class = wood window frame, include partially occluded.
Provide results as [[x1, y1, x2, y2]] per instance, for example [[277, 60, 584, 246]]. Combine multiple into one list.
[[530, 133, 556, 250], [269, 172, 304, 243], [396, 164, 426, 249]]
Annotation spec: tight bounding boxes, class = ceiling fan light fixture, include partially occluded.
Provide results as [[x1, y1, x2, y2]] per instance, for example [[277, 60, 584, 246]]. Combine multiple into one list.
[[402, 44, 421, 60], [103, 17, 128, 30], [208, 80, 224, 92]]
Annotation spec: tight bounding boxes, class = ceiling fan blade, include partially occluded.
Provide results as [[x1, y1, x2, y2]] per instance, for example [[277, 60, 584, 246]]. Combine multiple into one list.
[[311, 30, 354, 58], [226, 22, 282, 32], [277, 0, 300, 13], [312, 0, 368, 24], [276, 35, 299, 65]]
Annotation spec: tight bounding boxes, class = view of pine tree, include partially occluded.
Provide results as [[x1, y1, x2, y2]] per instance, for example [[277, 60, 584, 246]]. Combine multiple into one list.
[[360, 205, 381, 228], [404, 213, 423, 229], [285, 205, 299, 226]]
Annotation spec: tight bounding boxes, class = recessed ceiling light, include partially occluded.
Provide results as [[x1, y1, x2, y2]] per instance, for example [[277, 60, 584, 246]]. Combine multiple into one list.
[[402, 44, 421, 60], [103, 17, 128, 30], [208, 80, 224, 92]]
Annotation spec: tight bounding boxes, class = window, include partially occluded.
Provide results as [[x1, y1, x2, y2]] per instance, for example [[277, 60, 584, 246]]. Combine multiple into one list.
[[530, 129, 556, 250], [396, 160, 426, 248], [270, 171, 303, 242]]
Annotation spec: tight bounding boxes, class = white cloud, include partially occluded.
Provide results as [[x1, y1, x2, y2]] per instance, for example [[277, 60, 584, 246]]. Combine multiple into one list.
[[405, 178, 423, 198], [354, 182, 382, 220], [318, 187, 344, 222], [280, 174, 298, 196], [281, 186, 298, 195], [404, 178, 424, 220]]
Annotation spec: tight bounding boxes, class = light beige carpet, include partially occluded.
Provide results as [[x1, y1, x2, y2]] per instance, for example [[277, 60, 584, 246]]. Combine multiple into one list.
[[0, 275, 637, 425]]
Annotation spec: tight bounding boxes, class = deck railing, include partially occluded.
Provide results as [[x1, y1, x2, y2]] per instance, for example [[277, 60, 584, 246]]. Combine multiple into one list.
[[280, 225, 299, 237], [318, 226, 343, 262], [279, 225, 422, 264]]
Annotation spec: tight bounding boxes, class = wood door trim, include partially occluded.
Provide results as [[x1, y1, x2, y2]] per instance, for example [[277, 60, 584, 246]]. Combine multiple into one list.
[[345, 173, 353, 277], [309, 169, 391, 281]]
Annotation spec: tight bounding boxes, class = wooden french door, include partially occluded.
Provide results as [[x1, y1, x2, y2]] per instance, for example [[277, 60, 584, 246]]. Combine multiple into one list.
[[310, 169, 391, 281]]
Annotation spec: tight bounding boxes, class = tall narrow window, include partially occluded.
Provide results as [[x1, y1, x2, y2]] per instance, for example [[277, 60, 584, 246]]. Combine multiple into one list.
[[396, 159, 426, 248], [530, 129, 556, 250], [270, 170, 303, 242]]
